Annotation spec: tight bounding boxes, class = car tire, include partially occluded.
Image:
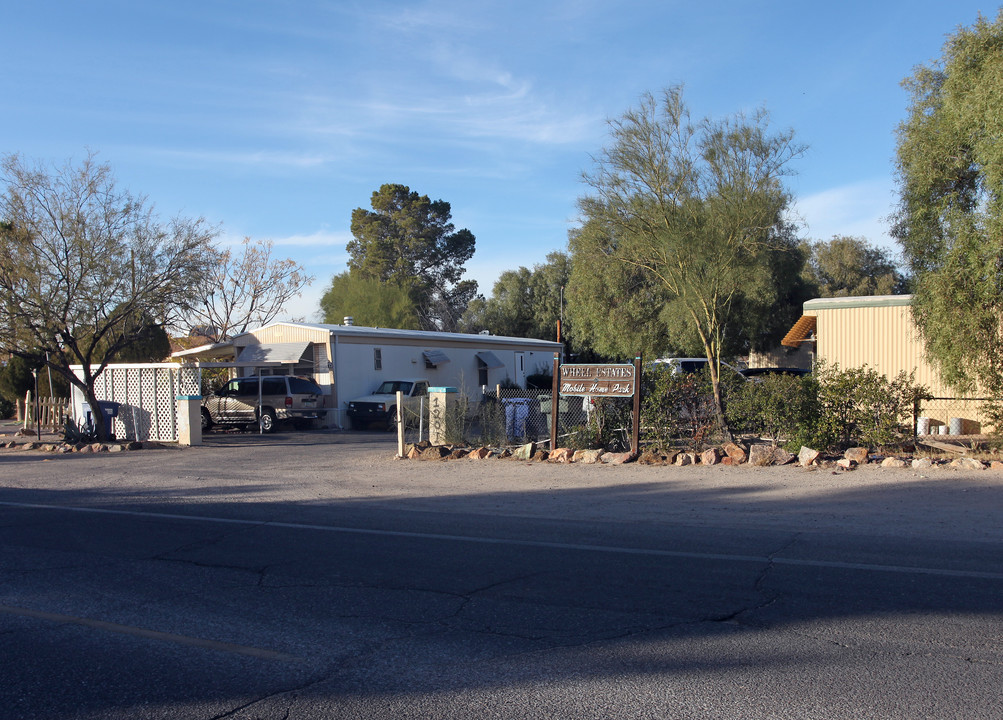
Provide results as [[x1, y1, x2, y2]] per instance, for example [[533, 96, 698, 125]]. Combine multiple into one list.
[[259, 408, 278, 433], [200, 408, 212, 432]]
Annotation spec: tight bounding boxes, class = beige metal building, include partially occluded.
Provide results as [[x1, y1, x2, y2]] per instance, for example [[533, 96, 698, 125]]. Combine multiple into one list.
[[783, 294, 992, 434]]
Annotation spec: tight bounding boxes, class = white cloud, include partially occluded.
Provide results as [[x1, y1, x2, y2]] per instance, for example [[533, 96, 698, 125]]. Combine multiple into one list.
[[268, 229, 352, 250], [793, 179, 900, 252]]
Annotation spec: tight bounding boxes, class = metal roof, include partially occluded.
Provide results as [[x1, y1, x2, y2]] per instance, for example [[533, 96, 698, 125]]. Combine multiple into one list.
[[238, 322, 563, 349]]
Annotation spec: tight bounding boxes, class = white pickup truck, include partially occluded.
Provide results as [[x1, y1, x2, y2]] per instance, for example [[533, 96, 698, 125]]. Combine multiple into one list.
[[346, 378, 429, 430]]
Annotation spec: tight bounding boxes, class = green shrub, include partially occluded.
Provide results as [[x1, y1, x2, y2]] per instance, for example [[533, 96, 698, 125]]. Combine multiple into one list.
[[472, 396, 508, 447], [729, 363, 930, 452], [815, 363, 929, 449], [641, 368, 717, 452], [565, 396, 633, 452], [728, 373, 822, 449]]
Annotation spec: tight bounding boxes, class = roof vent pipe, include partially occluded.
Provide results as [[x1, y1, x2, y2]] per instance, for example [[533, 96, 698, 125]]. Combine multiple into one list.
[[343, 316, 354, 326]]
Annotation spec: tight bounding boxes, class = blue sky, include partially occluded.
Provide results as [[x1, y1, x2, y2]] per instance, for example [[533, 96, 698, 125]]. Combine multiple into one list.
[[3, 1, 996, 322]]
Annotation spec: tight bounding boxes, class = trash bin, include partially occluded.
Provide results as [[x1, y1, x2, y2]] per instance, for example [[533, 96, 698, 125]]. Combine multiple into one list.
[[538, 395, 569, 434], [502, 397, 531, 439], [88, 401, 119, 440]]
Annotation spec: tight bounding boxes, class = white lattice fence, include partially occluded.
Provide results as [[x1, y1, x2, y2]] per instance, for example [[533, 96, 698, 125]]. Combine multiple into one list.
[[72, 364, 202, 442]]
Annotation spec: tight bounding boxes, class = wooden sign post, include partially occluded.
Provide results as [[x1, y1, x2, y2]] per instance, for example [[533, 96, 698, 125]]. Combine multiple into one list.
[[552, 356, 642, 455]]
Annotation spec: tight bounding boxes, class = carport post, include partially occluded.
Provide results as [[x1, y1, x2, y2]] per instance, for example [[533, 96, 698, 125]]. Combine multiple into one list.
[[176, 394, 203, 446], [396, 390, 405, 456]]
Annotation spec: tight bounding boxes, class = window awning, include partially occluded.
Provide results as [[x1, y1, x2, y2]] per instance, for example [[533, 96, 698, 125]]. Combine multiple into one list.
[[235, 341, 311, 365], [782, 315, 817, 348], [475, 350, 505, 369], [422, 349, 451, 366]]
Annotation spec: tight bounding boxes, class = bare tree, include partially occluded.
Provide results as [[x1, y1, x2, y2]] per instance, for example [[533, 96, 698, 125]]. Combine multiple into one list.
[[0, 152, 217, 440], [187, 236, 313, 340]]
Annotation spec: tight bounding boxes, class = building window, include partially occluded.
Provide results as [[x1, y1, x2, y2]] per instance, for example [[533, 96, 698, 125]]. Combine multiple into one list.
[[374, 348, 382, 371]]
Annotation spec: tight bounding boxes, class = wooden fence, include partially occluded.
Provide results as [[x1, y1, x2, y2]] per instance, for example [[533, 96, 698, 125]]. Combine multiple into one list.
[[22, 391, 71, 432]]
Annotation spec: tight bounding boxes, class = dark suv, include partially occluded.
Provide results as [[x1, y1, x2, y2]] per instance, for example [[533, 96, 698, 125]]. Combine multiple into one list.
[[202, 375, 325, 433]]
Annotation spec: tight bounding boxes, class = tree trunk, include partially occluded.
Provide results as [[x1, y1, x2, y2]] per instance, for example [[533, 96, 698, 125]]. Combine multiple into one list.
[[82, 384, 111, 443], [710, 370, 733, 444]]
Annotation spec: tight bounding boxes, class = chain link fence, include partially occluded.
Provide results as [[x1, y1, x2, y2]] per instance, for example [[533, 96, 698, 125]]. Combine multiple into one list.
[[915, 397, 997, 436], [397, 387, 635, 452]]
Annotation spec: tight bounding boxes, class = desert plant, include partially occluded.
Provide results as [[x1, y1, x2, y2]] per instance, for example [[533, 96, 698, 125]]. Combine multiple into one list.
[[728, 373, 822, 449], [814, 363, 929, 449], [562, 397, 633, 452], [641, 368, 718, 452], [472, 395, 508, 447]]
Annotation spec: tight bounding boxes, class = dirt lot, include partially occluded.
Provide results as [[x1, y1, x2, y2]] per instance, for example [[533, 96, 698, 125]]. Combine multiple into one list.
[[3, 425, 1003, 546]]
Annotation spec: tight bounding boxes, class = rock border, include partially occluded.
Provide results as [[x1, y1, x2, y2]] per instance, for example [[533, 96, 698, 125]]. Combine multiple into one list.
[[1, 438, 149, 454], [402, 440, 1003, 471]]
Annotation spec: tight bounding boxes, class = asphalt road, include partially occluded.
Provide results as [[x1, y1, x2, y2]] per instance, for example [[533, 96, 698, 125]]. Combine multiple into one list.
[[0, 432, 1001, 719]]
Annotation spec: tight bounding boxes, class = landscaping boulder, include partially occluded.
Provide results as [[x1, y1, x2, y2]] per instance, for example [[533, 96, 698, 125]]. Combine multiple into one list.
[[950, 457, 985, 471], [771, 448, 796, 465], [911, 457, 934, 470], [675, 452, 695, 466], [419, 445, 449, 460], [845, 447, 870, 465], [638, 449, 664, 464], [722, 442, 747, 464], [549, 448, 572, 463], [600, 451, 634, 464], [512, 443, 535, 461], [572, 449, 603, 464], [701, 448, 722, 466], [881, 457, 908, 468], [798, 446, 820, 467], [467, 447, 492, 460], [835, 458, 857, 470]]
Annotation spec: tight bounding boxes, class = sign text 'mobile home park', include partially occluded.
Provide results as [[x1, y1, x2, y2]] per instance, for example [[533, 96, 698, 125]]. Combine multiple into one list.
[[559, 363, 636, 397]]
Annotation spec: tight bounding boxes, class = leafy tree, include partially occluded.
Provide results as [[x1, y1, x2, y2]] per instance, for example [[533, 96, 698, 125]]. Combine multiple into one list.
[[462, 267, 534, 338], [105, 308, 172, 362], [572, 87, 808, 434], [319, 271, 420, 329], [0, 355, 35, 404], [461, 251, 572, 343], [347, 183, 477, 332], [0, 152, 217, 440], [187, 236, 313, 340], [892, 10, 1003, 396], [803, 235, 909, 297], [567, 218, 675, 358]]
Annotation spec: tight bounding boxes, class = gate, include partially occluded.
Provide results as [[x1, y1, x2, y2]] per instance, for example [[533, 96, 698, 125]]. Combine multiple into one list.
[[71, 364, 202, 442]]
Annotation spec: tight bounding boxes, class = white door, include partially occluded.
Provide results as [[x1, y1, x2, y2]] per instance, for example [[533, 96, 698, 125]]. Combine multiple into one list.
[[515, 352, 527, 388]]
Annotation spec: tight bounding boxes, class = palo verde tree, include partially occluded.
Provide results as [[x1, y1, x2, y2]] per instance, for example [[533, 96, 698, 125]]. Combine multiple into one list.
[[347, 183, 478, 332], [572, 87, 807, 436], [0, 152, 217, 441], [892, 10, 1003, 396], [186, 236, 313, 341]]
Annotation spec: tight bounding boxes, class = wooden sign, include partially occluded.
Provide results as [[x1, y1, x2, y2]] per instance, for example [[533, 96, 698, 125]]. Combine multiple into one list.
[[559, 364, 636, 397]]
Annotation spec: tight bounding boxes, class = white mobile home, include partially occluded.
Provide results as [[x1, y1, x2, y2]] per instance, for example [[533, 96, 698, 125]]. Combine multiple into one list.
[[173, 322, 563, 428]]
